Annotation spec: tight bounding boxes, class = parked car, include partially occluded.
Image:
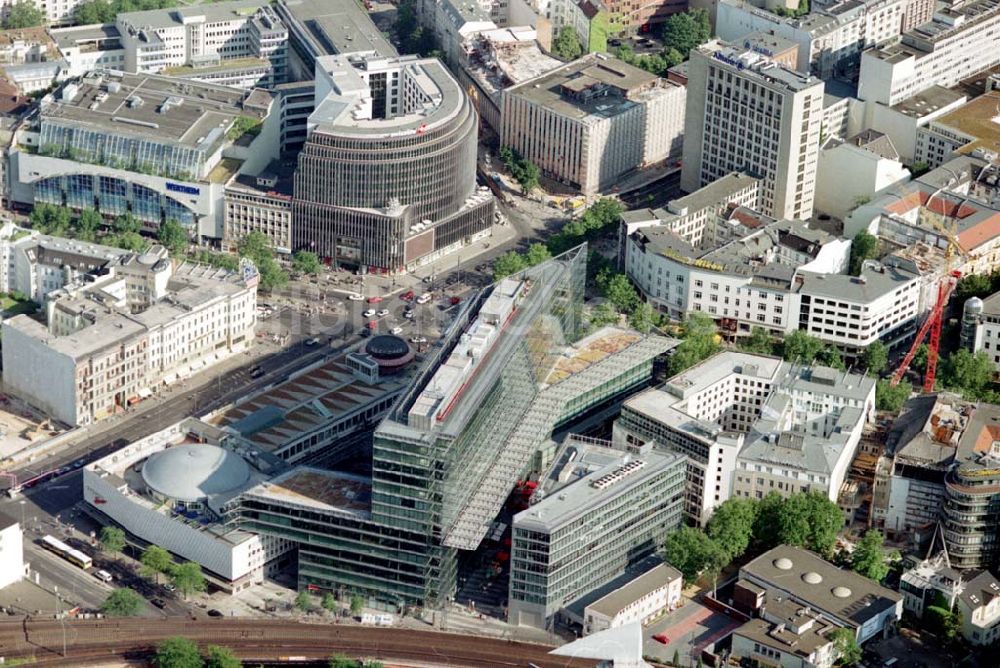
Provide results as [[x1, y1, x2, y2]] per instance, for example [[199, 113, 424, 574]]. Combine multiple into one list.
[[410, 336, 427, 344], [416, 293, 432, 304], [164, 583, 176, 592], [347, 293, 364, 301], [305, 337, 320, 346], [652, 634, 669, 645], [360, 327, 372, 337], [363, 309, 376, 318], [94, 569, 113, 583], [250, 366, 265, 379], [151, 598, 166, 609], [207, 609, 223, 618], [390, 326, 403, 335], [401, 290, 415, 301], [449, 296, 461, 305], [376, 309, 390, 317], [367, 296, 383, 304]]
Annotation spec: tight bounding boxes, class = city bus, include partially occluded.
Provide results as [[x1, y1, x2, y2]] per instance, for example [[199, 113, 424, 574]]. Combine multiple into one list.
[[40, 535, 93, 570]]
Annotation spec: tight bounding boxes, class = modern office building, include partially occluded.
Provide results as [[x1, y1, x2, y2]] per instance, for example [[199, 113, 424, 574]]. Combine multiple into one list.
[[508, 441, 687, 629], [858, 0, 1000, 107], [293, 54, 494, 271], [682, 43, 824, 221], [115, 1, 287, 82], [615, 352, 874, 525], [737, 545, 903, 643], [8, 70, 279, 241], [501, 53, 686, 196], [942, 402, 1000, 571], [2, 242, 258, 426], [0, 512, 24, 590], [82, 418, 293, 592], [51, 24, 126, 77], [237, 250, 678, 609], [915, 91, 1000, 170]]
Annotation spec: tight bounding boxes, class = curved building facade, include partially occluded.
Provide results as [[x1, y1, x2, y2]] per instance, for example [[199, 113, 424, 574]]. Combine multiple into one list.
[[293, 54, 493, 272]]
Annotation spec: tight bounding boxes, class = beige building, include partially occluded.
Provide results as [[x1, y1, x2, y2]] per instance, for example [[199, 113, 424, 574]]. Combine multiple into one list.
[[582, 562, 683, 635], [223, 162, 294, 253], [2, 243, 258, 426], [681, 43, 824, 221], [501, 53, 685, 196]]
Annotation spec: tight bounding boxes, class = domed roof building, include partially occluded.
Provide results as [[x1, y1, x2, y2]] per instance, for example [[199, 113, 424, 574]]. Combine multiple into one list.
[[142, 444, 252, 507], [365, 334, 414, 374]]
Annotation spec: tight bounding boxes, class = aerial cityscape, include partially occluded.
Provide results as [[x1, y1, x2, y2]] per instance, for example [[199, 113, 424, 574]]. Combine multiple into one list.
[[0, 0, 996, 666]]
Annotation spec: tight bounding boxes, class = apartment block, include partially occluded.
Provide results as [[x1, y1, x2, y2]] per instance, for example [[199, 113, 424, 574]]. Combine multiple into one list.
[[681, 44, 824, 221], [0, 512, 24, 590], [501, 53, 686, 196], [508, 442, 687, 629], [858, 0, 1000, 107], [1, 241, 257, 426]]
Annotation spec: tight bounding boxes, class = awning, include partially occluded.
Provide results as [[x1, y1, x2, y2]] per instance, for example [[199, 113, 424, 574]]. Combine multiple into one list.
[[175, 365, 191, 378], [138, 387, 153, 399], [189, 359, 205, 370], [126, 396, 141, 406], [162, 374, 177, 386]]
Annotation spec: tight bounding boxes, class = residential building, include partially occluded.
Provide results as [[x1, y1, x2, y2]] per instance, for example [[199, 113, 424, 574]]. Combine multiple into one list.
[[2, 243, 258, 426], [0, 0, 82, 26], [292, 54, 494, 271], [623, 212, 850, 334], [82, 418, 293, 592], [580, 561, 683, 636], [416, 0, 496, 68], [915, 91, 1000, 170], [863, 84, 967, 164], [858, 0, 1000, 107], [957, 570, 1000, 646], [0, 512, 24, 590], [501, 53, 686, 196], [223, 160, 294, 253], [731, 598, 839, 668], [814, 130, 911, 220], [8, 71, 279, 242], [238, 250, 678, 610], [548, 0, 610, 53], [899, 552, 964, 618], [737, 545, 903, 643], [942, 403, 1000, 571], [902, 0, 935, 31], [681, 43, 824, 221], [969, 291, 1000, 372], [115, 1, 287, 86], [716, 0, 908, 79], [508, 442, 687, 629]]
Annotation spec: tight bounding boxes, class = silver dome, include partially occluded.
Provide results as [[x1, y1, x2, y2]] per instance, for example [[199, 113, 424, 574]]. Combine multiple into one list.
[[142, 444, 251, 503]]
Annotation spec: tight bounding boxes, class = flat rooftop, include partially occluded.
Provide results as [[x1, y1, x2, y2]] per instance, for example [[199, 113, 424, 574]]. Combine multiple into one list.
[[587, 562, 682, 618], [0, 26, 58, 59], [117, 0, 270, 31], [41, 70, 268, 151], [542, 327, 643, 387], [50, 23, 122, 52], [929, 90, 1000, 157], [243, 466, 372, 518], [891, 85, 965, 119], [279, 0, 396, 58]]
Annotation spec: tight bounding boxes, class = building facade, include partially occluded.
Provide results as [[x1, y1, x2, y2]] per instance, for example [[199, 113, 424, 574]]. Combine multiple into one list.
[[957, 570, 1000, 646], [0, 512, 24, 590], [581, 561, 683, 635], [681, 44, 824, 221]]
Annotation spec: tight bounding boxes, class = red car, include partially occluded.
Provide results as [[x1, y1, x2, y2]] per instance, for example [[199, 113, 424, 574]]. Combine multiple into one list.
[[367, 296, 383, 304], [366, 320, 378, 329], [652, 634, 669, 645], [401, 290, 415, 301], [450, 296, 461, 305]]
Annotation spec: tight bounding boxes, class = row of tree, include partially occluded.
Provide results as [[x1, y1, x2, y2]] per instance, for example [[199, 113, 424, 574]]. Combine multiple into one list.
[[293, 589, 365, 618], [498, 146, 541, 193], [150, 636, 384, 668], [98, 527, 206, 605]]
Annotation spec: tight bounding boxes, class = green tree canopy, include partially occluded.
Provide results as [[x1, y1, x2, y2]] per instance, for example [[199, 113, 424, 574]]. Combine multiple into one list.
[[295, 590, 313, 613], [629, 301, 656, 334], [157, 219, 189, 257], [667, 313, 721, 375], [141, 545, 173, 584], [816, 346, 846, 370], [99, 526, 126, 558], [705, 498, 758, 561], [3, 1, 44, 28], [830, 628, 861, 666], [602, 273, 640, 313], [101, 588, 143, 617], [493, 251, 528, 280], [740, 327, 776, 355], [664, 526, 726, 583], [170, 561, 206, 599], [76, 208, 103, 242], [292, 250, 323, 275], [204, 644, 241, 668], [955, 272, 998, 302], [524, 243, 552, 267], [753, 491, 843, 555], [850, 530, 889, 582], [875, 379, 911, 412], [321, 592, 337, 614], [113, 213, 142, 236], [940, 349, 994, 397], [861, 341, 888, 375], [661, 8, 711, 55], [154, 637, 202, 668], [552, 26, 583, 60], [782, 330, 825, 364], [589, 301, 620, 328], [350, 594, 365, 616], [330, 656, 359, 668], [849, 231, 879, 276]]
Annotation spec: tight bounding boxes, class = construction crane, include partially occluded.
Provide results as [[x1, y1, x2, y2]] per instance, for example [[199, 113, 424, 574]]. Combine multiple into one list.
[[891, 177, 968, 392]]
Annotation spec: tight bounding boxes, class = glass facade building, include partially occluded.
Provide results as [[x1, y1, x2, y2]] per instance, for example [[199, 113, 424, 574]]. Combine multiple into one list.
[[34, 174, 197, 228]]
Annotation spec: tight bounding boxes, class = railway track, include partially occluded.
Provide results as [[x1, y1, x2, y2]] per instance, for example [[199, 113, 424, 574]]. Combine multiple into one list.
[[0, 617, 592, 667]]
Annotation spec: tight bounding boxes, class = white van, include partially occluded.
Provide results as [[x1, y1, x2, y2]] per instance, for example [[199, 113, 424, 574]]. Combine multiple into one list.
[[94, 569, 113, 583], [416, 293, 432, 304]]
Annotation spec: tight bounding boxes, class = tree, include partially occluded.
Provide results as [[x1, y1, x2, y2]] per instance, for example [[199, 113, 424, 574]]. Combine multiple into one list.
[[925, 604, 961, 641], [753, 491, 843, 555], [153, 637, 202, 668], [330, 656, 358, 668], [661, 9, 711, 55], [816, 346, 846, 370], [629, 301, 656, 334], [849, 231, 879, 276], [292, 250, 322, 275], [112, 212, 142, 236], [517, 159, 540, 193], [350, 594, 364, 617], [73, 0, 117, 24], [940, 349, 994, 397], [3, 1, 44, 28], [830, 628, 861, 666], [740, 327, 776, 355], [295, 590, 313, 613], [524, 243, 552, 267], [204, 645, 241, 668], [663, 526, 726, 584], [589, 301, 620, 328], [851, 530, 889, 582], [493, 251, 528, 280], [667, 312, 720, 376], [955, 273, 995, 302], [798, 492, 845, 556], [552, 26, 583, 60], [604, 273, 640, 313], [861, 341, 888, 375], [141, 545, 173, 584], [76, 208, 103, 242], [321, 592, 337, 615], [157, 219, 189, 257], [705, 498, 757, 561], [170, 561, 206, 599], [256, 255, 289, 292], [239, 231, 272, 263], [876, 379, 911, 412], [99, 526, 126, 560], [753, 492, 786, 550], [100, 588, 143, 617], [782, 330, 825, 364], [107, 232, 148, 252]]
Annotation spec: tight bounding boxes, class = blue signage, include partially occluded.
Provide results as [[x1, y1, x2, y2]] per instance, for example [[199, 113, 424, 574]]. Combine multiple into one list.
[[166, 182, 200, 196], [714, 51, 746, 70]]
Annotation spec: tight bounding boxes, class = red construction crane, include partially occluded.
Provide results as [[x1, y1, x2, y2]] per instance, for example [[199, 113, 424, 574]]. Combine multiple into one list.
[[891, 269, 961, 392]]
